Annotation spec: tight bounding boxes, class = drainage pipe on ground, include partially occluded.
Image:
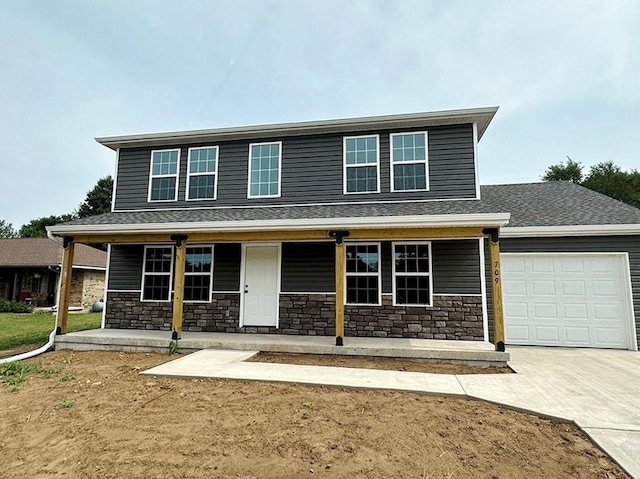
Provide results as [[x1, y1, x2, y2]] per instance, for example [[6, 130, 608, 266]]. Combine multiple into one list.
[[0, 329, 57, 365]]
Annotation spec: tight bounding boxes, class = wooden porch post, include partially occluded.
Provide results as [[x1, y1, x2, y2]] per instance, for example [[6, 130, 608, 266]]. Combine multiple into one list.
[[483, 228, 505, 351], [171, 235, 188, 340], [56, 237, 75, 335], [329, 231, 349, 346]]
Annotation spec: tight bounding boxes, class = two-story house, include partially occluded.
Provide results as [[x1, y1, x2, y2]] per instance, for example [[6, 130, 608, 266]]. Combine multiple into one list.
[[48, 107, 640, 351]]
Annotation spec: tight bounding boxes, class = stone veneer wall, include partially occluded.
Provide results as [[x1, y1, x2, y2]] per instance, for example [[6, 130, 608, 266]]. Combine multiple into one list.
[[345, 295, 484, 340], [105, 292, 483, 340]]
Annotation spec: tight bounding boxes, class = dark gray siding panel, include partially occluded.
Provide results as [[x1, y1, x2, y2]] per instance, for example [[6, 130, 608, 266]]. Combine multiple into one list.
[[380, 240, 481, 295], [432, 240, 481, 295], [213, 243, 241, 291], [486, 236, 640, 349], [108, 245, 144, 290], [281, 242, 335, 292], [113, 124, 477, 210]]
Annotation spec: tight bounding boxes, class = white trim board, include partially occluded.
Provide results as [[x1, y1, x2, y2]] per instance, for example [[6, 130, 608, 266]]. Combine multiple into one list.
[[49, 213, 511, 235], [501, 224, 640, 238]]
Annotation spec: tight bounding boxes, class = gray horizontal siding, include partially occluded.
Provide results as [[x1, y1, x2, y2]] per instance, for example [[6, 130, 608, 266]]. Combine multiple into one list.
[[281, 242, 335, 292], [107, 245, 144, 290], [113, 124, 477, 210], [107, 243, 241, 293], [213, 243, 241, 292], [486, 235, 640, 349]]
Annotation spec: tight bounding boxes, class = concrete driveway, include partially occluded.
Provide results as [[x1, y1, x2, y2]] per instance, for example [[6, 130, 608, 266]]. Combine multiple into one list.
[[144, 346, 640, 478], [460, 347, 640, 478]]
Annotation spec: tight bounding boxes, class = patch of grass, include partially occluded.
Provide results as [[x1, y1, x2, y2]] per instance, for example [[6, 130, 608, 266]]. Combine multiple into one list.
[[0, 312, 102, 351], [56, 399, 74, 409], [59, 373, 75, 382], [0, 361, 63, 390]]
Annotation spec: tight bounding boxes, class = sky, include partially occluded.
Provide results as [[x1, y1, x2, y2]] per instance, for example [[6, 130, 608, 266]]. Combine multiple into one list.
[[0, 0, 638, 230]]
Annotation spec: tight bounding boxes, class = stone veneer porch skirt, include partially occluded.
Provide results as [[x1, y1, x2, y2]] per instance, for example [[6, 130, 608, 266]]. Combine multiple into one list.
[[105, 292, 484, 341]]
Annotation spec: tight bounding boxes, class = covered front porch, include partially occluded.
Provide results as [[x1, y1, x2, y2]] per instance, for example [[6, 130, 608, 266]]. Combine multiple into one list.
[[48, 209, 510, 353]]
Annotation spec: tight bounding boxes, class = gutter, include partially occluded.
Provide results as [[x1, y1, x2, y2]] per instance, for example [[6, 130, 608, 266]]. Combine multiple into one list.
[[501, 224, 640, 238]]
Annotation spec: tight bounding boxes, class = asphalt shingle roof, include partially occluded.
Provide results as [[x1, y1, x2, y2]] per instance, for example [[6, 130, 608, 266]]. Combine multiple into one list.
[[0, 238, 107, 268], [51, 182, 640, 231]]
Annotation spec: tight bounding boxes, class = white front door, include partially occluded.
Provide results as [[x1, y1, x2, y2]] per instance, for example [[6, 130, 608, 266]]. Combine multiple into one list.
[[242, 244, 280, 327], [502, 253, 634, 349]]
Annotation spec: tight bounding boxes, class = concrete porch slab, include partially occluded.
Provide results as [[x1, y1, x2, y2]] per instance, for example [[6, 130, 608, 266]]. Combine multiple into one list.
[[54, 328, 509, 366]]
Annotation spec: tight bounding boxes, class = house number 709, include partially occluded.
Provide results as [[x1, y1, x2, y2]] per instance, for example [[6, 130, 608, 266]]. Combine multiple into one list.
[[493, 261, 500, 283]]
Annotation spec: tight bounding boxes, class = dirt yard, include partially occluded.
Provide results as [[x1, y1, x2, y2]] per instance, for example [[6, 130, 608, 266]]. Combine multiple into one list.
[[0, 351, 627, 479], [248, 352, 512, 374]]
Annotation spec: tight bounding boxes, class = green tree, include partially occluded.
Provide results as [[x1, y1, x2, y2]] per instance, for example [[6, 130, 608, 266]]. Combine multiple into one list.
[[541, 157, 584, 183], [0, 220, 17, 238], [76, 176, 113, 218], [542, 159, 640, 209], [19, 214, 76, 238]]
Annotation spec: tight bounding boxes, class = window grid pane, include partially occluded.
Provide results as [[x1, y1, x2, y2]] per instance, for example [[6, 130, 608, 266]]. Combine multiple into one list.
[[189, 148, 217, 174], [345, 136, 377, 165], [346, 165, 377, 193], [184, 246, 213, 302], [393, 164, 426, 191], [249, 143, 280, 197], [142, 247, 173, 301], [143, 275, 171, 301], [392, 133, 426, 163], [152, 150, 178, 176], [184, 275, 211, 302], [188, 175, 215, 200], [394, 243, 430, 305], [345, 244, 379, 304], [150, 177, 177, 201]]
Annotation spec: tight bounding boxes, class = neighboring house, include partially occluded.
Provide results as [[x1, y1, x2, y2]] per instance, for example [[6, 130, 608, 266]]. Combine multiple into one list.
[[47, 107, 640, 351], [0, 238, 107, 310]]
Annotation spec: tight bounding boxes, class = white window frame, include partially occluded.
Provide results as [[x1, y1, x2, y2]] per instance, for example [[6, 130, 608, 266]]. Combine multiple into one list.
[[140, 245, 174, 302], [186, 146, 219, 201], [247, 141, 282, 199], [184, 244, 215, 303], [147, 148, 180, 202], [344, 242, 382, 306], [392, 241, 433, 307], [390, 131, 429, 192], [343, 134, 380, 195]]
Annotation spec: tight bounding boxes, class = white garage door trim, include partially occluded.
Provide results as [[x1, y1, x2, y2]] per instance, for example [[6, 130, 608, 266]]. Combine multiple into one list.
[[501, 252, 637, 351]]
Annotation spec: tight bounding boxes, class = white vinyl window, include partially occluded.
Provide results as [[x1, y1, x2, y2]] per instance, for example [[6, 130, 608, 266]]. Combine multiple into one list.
[[392, 242, 432, 306], [390, 132, 429, 192], [184, 246, 214, 302], [345, 243, 381, 305], [141, 246, 174, 301], [187, 147, 218, 200], [148, 149, 180, 202], [248, 141, 282, 198], [343, 135, 380, 194]]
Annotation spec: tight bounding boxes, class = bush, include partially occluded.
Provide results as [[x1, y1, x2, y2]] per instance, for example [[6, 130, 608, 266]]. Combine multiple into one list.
[[0, 299, 34, 313]]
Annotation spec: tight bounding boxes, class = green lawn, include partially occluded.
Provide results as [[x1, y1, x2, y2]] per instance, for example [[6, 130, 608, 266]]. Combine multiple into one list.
[[0, 312, 101, 351]]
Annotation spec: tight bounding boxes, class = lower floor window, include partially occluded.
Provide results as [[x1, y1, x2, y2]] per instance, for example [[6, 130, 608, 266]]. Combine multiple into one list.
[[142, 246, 174, 301], [345, 243, 380, 305], [184, 246, 213, 302], [393, 242, 432, 306]]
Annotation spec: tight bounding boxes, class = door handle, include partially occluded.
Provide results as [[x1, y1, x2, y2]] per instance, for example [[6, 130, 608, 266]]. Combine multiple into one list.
[[244, 284, 249, 294]]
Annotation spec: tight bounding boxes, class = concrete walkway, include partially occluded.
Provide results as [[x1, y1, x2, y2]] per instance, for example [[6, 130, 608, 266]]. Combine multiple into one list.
[[143, 346, 640, 478]]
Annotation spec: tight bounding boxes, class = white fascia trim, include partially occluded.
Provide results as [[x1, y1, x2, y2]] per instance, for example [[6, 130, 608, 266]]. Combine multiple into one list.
[[70, 265, 107, 271], [95, 106, 499, 150], [501, 224, 640, 238], [48, 213, 511, 235]]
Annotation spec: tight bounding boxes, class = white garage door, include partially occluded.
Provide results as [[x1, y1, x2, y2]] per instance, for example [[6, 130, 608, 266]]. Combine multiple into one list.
[[502, 253, 634, 349]]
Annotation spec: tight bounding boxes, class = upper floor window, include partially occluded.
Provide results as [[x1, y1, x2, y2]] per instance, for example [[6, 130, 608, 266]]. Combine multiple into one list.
[[248, 142, 281, 198], [390, 132, 428, 192], [148, 149, 180, 202], [141, 246, 174, 301], [187, 147, 218, 200], [343, 135, 380, 194]]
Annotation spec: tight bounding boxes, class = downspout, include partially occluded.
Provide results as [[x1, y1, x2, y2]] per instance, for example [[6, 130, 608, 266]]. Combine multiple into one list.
[[0, 230, 70, 364], [0, 329, 56, 365]]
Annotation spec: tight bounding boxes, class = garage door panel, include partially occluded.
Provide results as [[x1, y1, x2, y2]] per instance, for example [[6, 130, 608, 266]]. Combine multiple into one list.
[[503, 279, 526, 295], [503, 254, 632, 349], [533, 303, 557, 319], [531, 258, 554, 273], [534, 326, 560, 343], [532, 280, 555, 295], [562, 280, 586, 296]]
